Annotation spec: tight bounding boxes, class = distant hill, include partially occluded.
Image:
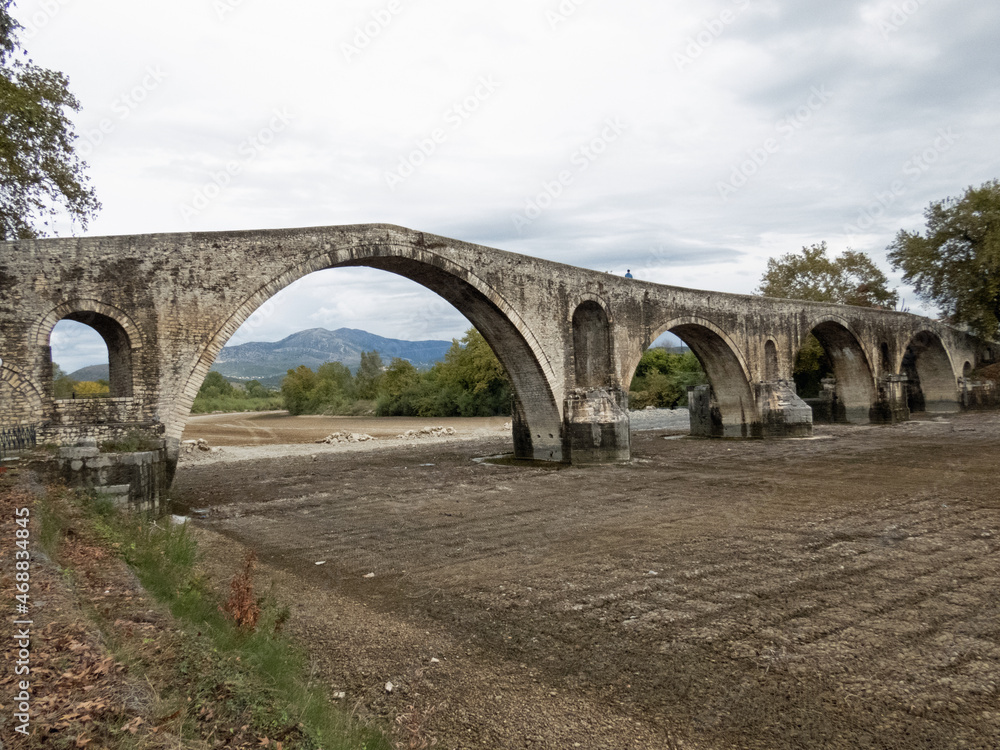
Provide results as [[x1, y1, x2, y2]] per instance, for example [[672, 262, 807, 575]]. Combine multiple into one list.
[[67, 364, 109, 382], [63, 328, 455, 389], [211, 328, 453, 386]]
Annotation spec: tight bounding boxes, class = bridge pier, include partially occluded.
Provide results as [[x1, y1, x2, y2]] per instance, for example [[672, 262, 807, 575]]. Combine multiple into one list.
[[871, 375, 910, 424], [755, 381, 813, 437], [563, 387, 630, 464], [688, 382, 814, 439]]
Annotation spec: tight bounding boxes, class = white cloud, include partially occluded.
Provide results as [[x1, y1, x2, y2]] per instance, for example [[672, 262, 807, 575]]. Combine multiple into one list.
[[14, 0, 999, 367]]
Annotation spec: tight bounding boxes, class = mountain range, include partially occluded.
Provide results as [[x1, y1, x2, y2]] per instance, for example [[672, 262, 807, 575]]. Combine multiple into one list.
[[65, 328, 691, 387], [69, 328, 453, 387]]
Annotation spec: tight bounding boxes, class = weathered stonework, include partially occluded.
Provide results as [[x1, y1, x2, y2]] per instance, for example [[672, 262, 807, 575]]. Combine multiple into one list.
[[28, 440, 167, 514], [0, 224, 993, 481]]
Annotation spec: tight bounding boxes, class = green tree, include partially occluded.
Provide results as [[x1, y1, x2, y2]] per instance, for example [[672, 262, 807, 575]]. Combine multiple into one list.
[[354, 350, 384, 400], [887, 180, 1000, 339], [51, 362, 76, 398], [280, 365, 318, 416], [436, 328, 511, 416], [197, 371, 235, 399], [380, 358, 419, 398], [1, 1, 100, 239], [757, 243, 898, 397], [316, 361, 354, 395], [757, 242, 899, 308], [74, 380, 109, 398], [244, 379, 268, 398], [628, 347, 706, 409]]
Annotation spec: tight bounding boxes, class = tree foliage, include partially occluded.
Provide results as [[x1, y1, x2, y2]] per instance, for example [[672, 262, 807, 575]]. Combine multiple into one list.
[[277, 329, 513, 419], [756, 243, 897, 396], [757, 242, 899, 308], [0, 0, 100, 239], [887, 180, 1000, 339], [628, 348, 706, 409], [193, 371, 282, 413], [198, 371, 236, 399], [353, 350, 384, 400], [376, 329, 512, 417]]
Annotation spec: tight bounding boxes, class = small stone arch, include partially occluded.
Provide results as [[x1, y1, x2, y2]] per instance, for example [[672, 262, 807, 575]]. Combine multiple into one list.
[[902, 330, 958, 413], [963, 361, 974, 378], [33, 300, 144, 398], [764, 339, 779, 381], [799, 317, 875, 423], [571, 300, 613, 388]]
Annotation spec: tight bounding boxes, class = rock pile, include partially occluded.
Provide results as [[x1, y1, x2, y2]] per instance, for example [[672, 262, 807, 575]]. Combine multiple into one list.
[[315, 432, 377, 444], [395, 426, 456, 439], [180, 438, 212, 453]]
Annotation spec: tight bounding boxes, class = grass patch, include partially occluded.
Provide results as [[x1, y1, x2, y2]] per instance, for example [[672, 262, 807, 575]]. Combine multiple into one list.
[[99, 430, 162, 453], [190, 394, 285, 414], [40, 487, 391, 750]]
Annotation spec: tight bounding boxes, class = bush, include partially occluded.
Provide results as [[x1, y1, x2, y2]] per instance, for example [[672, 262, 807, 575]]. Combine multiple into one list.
[[100, 430, 161, 453], [192, 373, 283, 414], [629, 347, 706, 408]]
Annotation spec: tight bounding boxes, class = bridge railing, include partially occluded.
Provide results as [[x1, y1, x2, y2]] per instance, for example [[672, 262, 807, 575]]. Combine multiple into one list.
[[0, 425, 37, 461]]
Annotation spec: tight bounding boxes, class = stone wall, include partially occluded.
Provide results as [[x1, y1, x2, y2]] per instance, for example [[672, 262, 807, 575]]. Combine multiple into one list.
[[29, 439, 168, 514], [960, 379, 1000, 410]]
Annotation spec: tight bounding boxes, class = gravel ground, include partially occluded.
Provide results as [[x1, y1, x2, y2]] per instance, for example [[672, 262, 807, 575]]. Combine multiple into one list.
[[178, 409, 690, 466], [174, 411, 1000, 750], [627, 407, 691, 431]]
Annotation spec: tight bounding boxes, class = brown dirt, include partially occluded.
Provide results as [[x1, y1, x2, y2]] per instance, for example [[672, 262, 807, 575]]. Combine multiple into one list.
[[171, 413, 1000, 750]]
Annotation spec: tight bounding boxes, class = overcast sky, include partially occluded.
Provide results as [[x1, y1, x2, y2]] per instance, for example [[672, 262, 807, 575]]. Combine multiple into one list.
[[16, 0, 999, 372]]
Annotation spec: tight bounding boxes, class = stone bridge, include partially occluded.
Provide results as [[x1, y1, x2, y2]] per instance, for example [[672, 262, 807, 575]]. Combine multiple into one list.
[[1, 224, 995, 477]]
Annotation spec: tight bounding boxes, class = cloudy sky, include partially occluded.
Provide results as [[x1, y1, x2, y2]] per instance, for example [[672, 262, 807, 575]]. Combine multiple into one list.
[[15, 0, 999, 372]]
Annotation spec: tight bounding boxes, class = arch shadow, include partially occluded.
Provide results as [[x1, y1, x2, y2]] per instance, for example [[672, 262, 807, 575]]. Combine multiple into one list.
[[902, 330, 958, 413], [636, 317, 757, 438], [800, 318, 875, 423]]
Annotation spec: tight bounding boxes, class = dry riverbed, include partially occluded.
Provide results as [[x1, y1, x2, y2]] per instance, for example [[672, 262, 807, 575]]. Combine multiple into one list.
[[172, 412, 1000, 750]]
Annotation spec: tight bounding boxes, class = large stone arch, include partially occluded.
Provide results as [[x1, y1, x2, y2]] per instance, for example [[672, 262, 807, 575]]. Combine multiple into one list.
[[32, 299, 145, 399], [800, 317, 875, 423], [901, 330, 958, 413], [633, 317, 756, 438], [167, 237, 564, 462]]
